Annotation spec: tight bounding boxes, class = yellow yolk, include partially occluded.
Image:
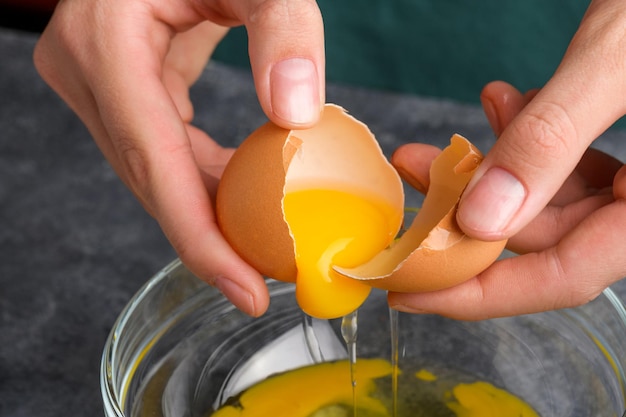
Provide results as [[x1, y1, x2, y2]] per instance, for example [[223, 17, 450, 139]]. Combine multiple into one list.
[[415, 369, 438, 381], [446, 382, 539, 417], [209, 360, 540, 417], [282, 189, 399, 319], [210, 359, 392, 417]]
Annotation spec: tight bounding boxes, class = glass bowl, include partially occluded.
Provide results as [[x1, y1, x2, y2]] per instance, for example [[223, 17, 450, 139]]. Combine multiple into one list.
[[101, 258, 626, 417]]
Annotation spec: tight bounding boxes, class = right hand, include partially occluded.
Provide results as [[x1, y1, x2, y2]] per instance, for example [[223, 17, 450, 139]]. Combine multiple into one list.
[[389, 80, 624, 320]]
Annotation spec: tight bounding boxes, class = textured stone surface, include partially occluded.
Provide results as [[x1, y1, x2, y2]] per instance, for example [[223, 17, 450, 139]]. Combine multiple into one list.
[[1, 26, 626, 417]]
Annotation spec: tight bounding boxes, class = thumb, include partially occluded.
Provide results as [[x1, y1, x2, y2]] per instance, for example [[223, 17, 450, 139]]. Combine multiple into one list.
[[458, 0, 626, 240], [233, 0, 325, 128]]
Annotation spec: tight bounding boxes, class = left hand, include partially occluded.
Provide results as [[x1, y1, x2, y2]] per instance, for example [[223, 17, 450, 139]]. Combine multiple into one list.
[[34, 0, 325, 317]]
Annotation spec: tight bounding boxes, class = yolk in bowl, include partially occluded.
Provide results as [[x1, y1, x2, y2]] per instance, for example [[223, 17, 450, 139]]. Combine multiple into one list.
[[209, 359, 540, 417], [282, 188, 399, 319]]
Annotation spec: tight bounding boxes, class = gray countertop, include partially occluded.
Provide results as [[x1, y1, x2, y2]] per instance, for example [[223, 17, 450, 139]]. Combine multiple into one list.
[[2, 26, 626, 417]]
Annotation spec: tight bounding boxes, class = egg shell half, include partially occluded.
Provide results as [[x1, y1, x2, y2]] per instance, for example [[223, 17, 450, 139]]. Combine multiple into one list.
[[334, 134, 507, 292], [216, 104, 405, 283]]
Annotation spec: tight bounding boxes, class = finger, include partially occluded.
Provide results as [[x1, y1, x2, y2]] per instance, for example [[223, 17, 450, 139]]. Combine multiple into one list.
[[477, 83, 621, 253], [508, 148, 620, 252], [506, 192, 613, 253], [507, 148, 620, 252], [550, 170, 597, 207], [457, 2, 626, 241], [615, 164, 626, 199], [104, 14, 269, 316], [186, 124, 236, 200], [523, 88, 540, 102], [480, 82, 542, 138], [575, 147, 624, 189], [36, 1, 270, 316], [114, 72, 270, 317], [392, 136, 617, 255], [480, 81, 527, 137], [162, 21, 229, 121], [550, 147, 621, 206], [389, 181, 626, 320], [390, 143, 442, 194], [231, 0, 325, 128]]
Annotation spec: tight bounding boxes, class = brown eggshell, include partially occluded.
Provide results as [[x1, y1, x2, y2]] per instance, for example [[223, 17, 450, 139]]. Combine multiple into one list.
[[334, 134, 507, 292], [216, 104, 404, 283], [216, 122, 298, 282]]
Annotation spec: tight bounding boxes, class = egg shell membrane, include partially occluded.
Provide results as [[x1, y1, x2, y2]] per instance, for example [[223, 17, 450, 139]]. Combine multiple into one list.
[[216, 104, 404, 283], [283, 105, 404, 207], [334, 134, 507, 293]]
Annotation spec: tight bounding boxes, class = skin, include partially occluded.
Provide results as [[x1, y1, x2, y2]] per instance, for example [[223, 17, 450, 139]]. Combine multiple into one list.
[[34, 0, 626, 319]]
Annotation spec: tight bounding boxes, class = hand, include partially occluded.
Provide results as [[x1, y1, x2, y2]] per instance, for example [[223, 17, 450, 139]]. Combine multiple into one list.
[[389, 0, 626, 319], [34, 0, 325, 316]]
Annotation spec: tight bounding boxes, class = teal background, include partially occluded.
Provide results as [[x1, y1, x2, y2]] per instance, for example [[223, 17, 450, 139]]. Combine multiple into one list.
[[213, 1, 589, 104]]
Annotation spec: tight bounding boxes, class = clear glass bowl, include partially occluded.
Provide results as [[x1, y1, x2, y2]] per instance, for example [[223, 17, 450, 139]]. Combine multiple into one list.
[[101, 258, 626, 417]]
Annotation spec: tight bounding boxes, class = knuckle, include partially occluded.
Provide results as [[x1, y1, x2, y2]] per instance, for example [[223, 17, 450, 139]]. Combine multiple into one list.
[[33, 39, 51, 78], [168, 229, 194, 263], [550, 247, 603, 309], [511, 101, 578, 166], [115, 135, 153, 199], [34, 4, 93, 92], [115, 135, 196, 215], [33, 25, 70, 84], [561, 282, 603, 310], [248, 0, 321, 29]]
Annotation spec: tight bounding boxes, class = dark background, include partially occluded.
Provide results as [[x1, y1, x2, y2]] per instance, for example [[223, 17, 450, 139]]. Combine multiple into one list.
[[0, 1, 591, 104]]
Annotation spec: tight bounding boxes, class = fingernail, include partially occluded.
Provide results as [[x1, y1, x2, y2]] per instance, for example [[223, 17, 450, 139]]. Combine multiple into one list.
[[270, 58, 320, 125], [459, 167, 526, 235], [214, 276, 256, 316]]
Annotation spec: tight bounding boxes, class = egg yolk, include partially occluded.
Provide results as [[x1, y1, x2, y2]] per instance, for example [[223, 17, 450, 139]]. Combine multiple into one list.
[[282, 188, 398, 319], [210, 359, 391, 417], [445, 382, 539, 417], [209, 359, 540, 417]]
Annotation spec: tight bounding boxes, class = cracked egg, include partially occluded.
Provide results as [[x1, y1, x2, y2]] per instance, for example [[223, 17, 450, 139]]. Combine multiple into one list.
[[216, 104, 506, 319]]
